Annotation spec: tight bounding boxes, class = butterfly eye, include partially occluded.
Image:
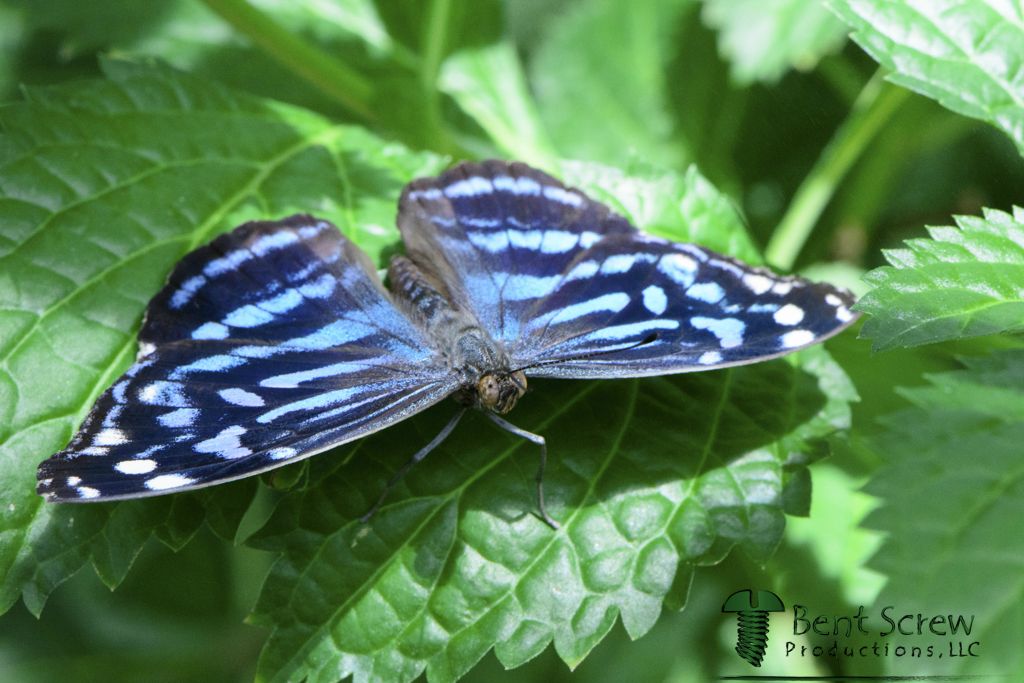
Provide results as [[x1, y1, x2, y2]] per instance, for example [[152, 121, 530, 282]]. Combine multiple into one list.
[[476, 374, 502, 410], [476, 373, 526, 414]]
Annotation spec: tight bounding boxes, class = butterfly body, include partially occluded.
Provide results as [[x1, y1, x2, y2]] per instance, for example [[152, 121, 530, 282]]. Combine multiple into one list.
[[37, 160, 858, 523], [388, 253, 526, 414]]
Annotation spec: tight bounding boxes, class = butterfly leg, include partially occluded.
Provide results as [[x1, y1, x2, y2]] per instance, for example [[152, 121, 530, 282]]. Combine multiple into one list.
[[361, 408, 467, 523], [485, 413, 560, 530]]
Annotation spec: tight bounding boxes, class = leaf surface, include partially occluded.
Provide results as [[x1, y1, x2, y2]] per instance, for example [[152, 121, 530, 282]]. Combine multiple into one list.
[[246, 170, 856, 680], [832, 0, 1024, 154], [703, 0, 847, 85], [865, 351, 1024, 676], [527, 0, 693, 168], [856, 207, 1024, 349], [0, 59, 440, 615]]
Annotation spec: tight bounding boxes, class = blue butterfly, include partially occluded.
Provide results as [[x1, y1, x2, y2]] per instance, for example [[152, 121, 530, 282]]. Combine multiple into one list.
[[37, 161, 857, 528]]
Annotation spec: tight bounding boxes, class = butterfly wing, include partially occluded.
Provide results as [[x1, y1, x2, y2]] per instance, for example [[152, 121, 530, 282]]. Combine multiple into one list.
[[38, 216, 457, 501], [399, 160, 636, 343], [514, 234, 856, 377], [397, 161, 857, 378]]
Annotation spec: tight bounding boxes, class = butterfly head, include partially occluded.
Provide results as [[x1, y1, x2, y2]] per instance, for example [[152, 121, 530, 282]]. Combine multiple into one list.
[[476, 371, 527, 414]]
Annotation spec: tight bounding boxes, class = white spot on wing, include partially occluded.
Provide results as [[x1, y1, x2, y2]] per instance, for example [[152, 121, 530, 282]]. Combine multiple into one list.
[[192, 322, 230, 340], [540, 230, 579, 254], [298, 274, 336, 299], [602, 254, 637, 274], [658, 253, 698, 288], [690, 316, 746, 348], [115, 459, 157, 475], [445, 176, 493, 198], [773, 303, 805, 326], [95, 428, 127, 446], [698, 351, 722, 365], [492, 175, 541, 196], [145, 474, 196, 491], [467, 230, 509, 253], [223, 304, 275, 328], [218, 388, 265, 407], [158, 408, 199, 428], [261, 289, 304, 313], [687, 282, 725, 304], [642, 285, 668, 314], [508, 229, 543, 250], [251, 230, 299, 256], [195, 425, 251, 459], [171, 354, 245, 378], [742, 273, 773, 295], [137, 342, 157, 359], [542, 185, 584, 207], [268, 447, 297, 461], [566, 260, 599, 281], [780, 329, 815, 348], [77, 486, 101, 499], [407, 187, 443, 200], [204, 248, 252, 277], [836, 306, 853, 322], [170, 275, 207, 309]]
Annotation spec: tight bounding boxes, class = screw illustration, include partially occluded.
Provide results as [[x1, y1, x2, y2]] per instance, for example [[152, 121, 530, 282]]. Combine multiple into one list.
[[721, 589, 785, 667]]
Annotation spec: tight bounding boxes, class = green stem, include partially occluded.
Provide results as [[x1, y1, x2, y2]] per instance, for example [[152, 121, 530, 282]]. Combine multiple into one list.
[[416, 0, 464, 157], [764, 71, 910, 270], [421, 0, 453, 93], [201, 0, 374, 121]]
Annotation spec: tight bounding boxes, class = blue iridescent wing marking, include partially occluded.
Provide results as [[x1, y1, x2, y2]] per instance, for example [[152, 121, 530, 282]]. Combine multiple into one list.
[[399, 160, 635, 343], [397, 161, 857, 378], [37, 216, 457, 501], [516, 234, 855, 377]]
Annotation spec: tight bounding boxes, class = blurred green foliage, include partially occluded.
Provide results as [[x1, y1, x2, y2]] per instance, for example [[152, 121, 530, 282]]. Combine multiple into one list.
[[0, 0, 1022, 681]]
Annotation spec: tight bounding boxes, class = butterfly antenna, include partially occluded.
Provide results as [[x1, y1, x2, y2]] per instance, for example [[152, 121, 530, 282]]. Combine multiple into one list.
[[511, 332, 659, 374]]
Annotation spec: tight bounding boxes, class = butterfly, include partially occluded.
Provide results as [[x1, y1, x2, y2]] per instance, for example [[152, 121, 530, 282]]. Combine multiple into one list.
[[37, 160, 857, 528]]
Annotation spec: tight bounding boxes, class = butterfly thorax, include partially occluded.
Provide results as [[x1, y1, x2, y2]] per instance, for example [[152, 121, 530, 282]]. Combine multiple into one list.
[[388, 255, 526, 414]]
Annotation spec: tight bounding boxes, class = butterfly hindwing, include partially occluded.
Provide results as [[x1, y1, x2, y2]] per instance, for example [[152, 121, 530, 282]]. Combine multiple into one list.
[[397, 161, 857, 378], [38, 217, 456, 501], [398, 160, 636, 343]]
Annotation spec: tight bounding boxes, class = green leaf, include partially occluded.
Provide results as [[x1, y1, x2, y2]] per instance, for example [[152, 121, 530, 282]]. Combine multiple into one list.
[[865, 351, 1024, 676], [0, 56, 860, 682], [779, 464, 884, 606], [440, 42, 559, 168], [0, 59, 442, 615], [702, 0, 847, 85], [832, 0, 1024, 155], [559, 161, 762, 264], [246, 172, 856, 681], [856, 206, 1024, 350], [528, 0, 693, 169]]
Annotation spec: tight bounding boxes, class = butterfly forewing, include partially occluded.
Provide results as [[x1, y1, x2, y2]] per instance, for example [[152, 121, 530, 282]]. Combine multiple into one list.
[[521, 235, 854, 377], [38, 217, 456, 501]]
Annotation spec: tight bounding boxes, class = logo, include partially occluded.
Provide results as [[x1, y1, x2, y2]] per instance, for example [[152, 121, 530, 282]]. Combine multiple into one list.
[[721, 589, 785, 667], [719, 591, 984, 676]]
